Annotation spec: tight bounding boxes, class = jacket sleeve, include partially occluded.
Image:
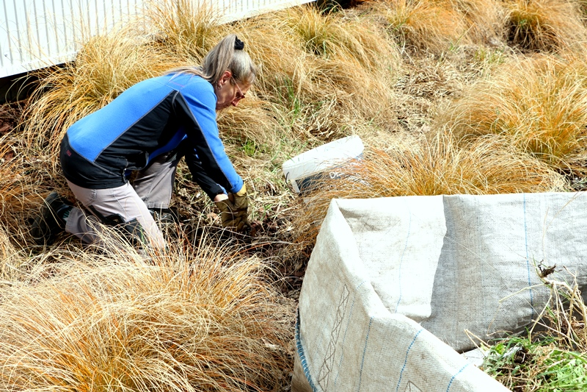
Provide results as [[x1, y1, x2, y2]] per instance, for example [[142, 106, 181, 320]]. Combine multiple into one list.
[[184, 152, 227, 199], [171, 77, 244, 195]]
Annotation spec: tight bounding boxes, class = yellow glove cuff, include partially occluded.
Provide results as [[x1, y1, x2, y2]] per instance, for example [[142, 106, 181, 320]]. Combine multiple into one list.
[[236, 183, 247, 197]]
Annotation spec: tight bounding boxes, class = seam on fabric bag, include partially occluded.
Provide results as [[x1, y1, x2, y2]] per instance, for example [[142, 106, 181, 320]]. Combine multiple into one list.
[[296, 310, 319, 392]]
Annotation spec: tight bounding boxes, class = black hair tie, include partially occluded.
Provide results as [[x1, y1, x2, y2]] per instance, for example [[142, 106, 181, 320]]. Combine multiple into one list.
[[234, 37, 244, 50]]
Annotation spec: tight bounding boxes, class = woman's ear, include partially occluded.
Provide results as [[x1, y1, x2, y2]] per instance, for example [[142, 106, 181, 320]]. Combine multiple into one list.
[[219, 70, 232, 86]]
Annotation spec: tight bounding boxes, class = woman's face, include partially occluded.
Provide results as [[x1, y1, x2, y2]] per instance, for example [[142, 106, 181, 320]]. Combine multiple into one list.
[[214, 71, 249, 111]]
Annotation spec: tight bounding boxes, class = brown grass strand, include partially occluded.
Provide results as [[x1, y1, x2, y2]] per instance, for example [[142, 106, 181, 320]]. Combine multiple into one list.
[[452, 0, 506, 45], [274, 5, 400, 140]]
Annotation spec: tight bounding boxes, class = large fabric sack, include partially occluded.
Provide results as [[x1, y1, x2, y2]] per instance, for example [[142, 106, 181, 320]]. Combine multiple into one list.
[[293, 192, 587, 391], [423, 192, 587, 349]]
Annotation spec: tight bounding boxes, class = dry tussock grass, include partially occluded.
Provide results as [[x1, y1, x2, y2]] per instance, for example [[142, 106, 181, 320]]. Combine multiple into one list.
[[365, 0, 470, 52], [282, 5, 400, 139], [234, 12, 312, 105], [435, 53, 587, 174], [0, 223, 42, 284], [503, 0, 587, 52], [0, 225, 24, 282], [285, 5, 392, 71], [293, 133, 567, 241], [0, 145, 53, 246], [238, 6, 400, 142], [0, 232, 293, 391], [365, 0, 587, 53], [237, 20, 325, 144], [144, 0, 225, 63], [217, 98, 279, 143], [453, 0, 506, 45], [574, 0, 587, 16]]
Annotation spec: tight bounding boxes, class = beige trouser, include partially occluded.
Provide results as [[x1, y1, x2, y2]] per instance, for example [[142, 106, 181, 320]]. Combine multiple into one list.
[[64, 152, 180, 249]]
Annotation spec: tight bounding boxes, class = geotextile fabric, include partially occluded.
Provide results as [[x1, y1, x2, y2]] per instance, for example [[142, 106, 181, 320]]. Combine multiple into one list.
[[293, 192, 587, 392]]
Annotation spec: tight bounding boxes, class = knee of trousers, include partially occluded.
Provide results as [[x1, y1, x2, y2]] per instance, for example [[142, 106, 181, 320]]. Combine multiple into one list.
[[88, 206, 148, 247]]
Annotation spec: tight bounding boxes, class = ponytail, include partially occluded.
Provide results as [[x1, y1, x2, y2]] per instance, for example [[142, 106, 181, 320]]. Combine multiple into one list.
[[166, 34, 257, 86]]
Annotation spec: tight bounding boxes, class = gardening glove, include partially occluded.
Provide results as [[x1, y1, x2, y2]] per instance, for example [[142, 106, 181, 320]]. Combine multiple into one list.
[[214, 184, 250, 231]]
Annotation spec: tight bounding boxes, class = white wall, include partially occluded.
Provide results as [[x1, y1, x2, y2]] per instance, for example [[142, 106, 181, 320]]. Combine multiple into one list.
[[0, 0, 314, 78]]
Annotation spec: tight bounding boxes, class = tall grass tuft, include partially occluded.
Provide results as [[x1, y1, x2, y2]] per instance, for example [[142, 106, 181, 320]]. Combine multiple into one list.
[[367, 0, 469, 52], [0, 225, 24, 282], [20, 26, 179, 163], [293, 133, 567, 242], [573, 0, 587, 17], [0, 232, 292, 391], [144, 0, 225, 63], [436, 53, 587, 175], [260, 5, 400, 141], [235, 12, 312, 106], [503, 0, 587, 52], [217, 99, 282, 151], [452, 0, 506, 45]]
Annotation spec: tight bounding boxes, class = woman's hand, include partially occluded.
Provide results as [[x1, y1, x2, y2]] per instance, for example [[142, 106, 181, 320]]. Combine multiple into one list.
[[214, 185, 249, 231]]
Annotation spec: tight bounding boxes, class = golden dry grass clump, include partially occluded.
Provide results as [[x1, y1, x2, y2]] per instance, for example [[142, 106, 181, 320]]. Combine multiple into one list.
[[363, 0, 506, 52], [0, 157, 22, 285], [366, 0, 469, 52], [235, 13, 311, 104], [0, 225, 15, 261], [0, 223, 38, 284], [216, 14, 314, 160], [294, 132, 567, 241], [435, 53, 587, 175], [239, 5, 401, 142], [575, 0, 587, 17], [216, 99, 282, 151], [0, 236, 292, 391], [502, 0, 587, 52], [452, 0, 506, 45], [0, 225, 24, 282], [365, 0, 587, 53], [143, 0, 225, 63], [0, 145, 52, 247]]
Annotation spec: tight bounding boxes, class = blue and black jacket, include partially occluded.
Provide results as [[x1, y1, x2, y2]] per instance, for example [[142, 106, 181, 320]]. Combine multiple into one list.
[[60, 73, 243, 199]]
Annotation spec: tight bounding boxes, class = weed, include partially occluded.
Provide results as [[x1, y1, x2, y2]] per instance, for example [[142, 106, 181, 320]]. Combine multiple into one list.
[[482, 266, 587, 391]]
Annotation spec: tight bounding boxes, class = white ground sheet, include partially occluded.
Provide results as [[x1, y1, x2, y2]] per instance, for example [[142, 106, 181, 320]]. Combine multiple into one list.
[[292, 192, 587, 392]]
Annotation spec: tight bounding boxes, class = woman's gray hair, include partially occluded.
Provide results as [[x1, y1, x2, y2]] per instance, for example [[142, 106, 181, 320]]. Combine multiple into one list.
[[166, 34, 257, 86]]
